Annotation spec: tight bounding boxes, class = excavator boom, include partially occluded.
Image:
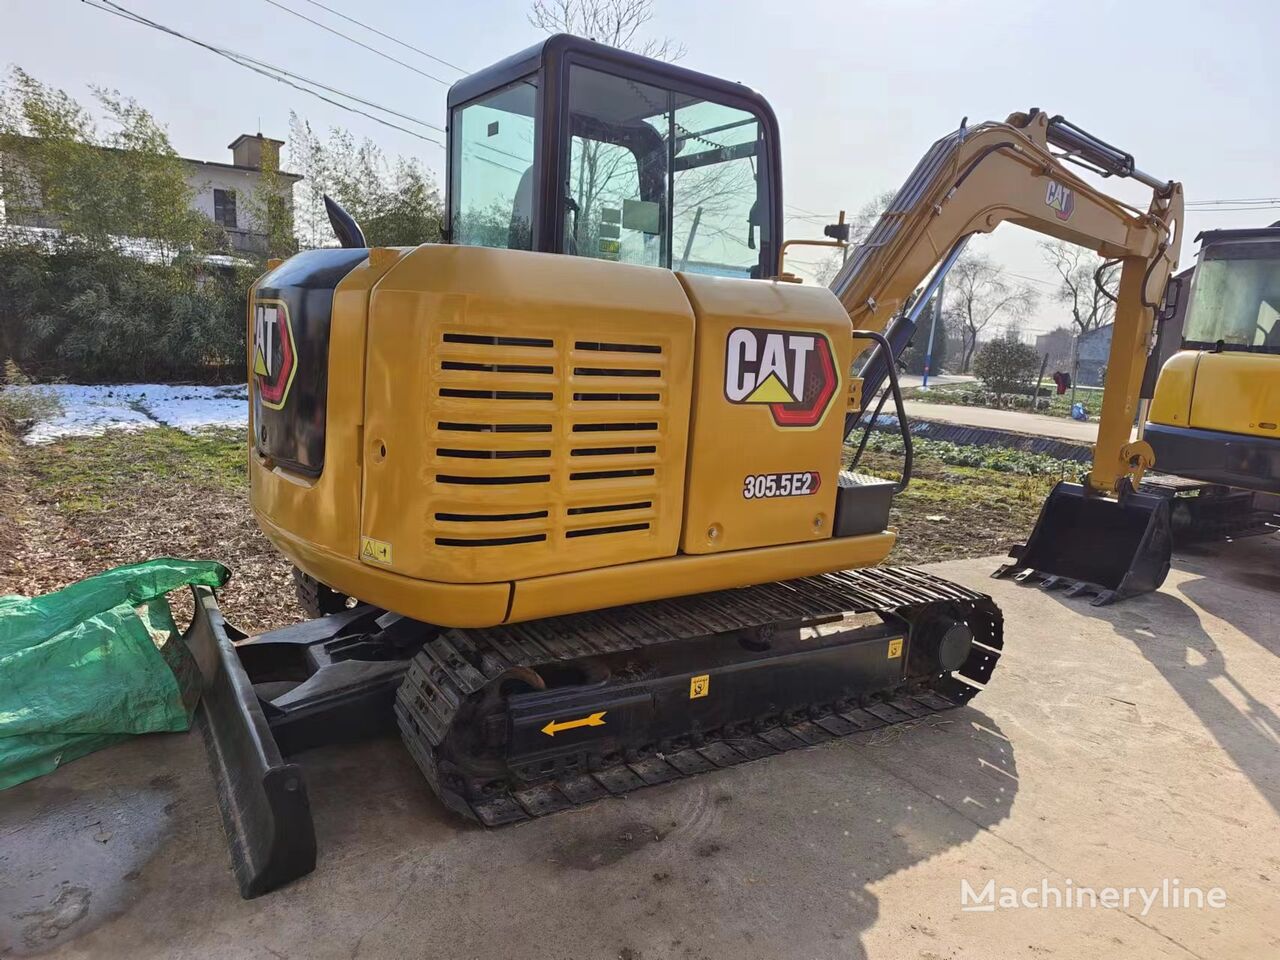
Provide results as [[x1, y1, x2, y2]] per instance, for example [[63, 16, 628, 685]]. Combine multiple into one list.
[[826, 109, 1183, 603]]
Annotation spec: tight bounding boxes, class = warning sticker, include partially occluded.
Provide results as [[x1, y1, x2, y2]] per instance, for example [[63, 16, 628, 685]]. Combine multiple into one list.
[[689, 674, 710, 699], [887, 638, 904, 659], [360, 536, 392, 565]]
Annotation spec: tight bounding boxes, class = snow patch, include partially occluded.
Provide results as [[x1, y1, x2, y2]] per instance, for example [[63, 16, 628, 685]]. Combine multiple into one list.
[[14, 383, 249, 444]]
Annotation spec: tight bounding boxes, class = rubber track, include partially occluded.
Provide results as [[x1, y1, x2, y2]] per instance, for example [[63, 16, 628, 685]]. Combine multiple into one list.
[[395, 566, 1003, 825]]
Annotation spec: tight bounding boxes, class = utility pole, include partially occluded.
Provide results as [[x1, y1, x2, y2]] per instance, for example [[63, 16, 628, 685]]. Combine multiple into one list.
[[921, 277, 945, 390], [1032, 352, 1049, 411], [1069, 332, 1079, 412]]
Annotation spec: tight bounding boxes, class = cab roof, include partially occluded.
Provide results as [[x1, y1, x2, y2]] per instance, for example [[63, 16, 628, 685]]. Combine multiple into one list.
[[1196, 224, 1280, 245], [446, 33, 771, 114]]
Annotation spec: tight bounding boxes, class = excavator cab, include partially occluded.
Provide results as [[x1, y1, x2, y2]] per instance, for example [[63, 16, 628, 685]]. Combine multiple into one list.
[[1145, 226, 1280, 492], [444, 34, 782, 278]]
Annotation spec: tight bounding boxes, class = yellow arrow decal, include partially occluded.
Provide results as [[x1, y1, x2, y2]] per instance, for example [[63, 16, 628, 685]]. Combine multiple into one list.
[[540, 711, 607, 737]]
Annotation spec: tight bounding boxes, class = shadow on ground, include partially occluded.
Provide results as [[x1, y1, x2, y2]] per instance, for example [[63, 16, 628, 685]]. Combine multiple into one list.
[[1004, 536, 1279, 821], [1, 699, 1017, 959]]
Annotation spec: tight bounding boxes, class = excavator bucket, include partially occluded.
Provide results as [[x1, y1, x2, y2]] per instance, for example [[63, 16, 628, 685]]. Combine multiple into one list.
[[993, 481, 1173, 605]]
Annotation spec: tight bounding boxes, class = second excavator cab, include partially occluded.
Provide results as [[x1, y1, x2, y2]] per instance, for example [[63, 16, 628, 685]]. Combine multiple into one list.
[[1146, 226, 1280, 492]]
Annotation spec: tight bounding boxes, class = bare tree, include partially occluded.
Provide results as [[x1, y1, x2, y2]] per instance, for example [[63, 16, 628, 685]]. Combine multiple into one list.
[[531, 0, 764, 271], [946, 252, 1038, 372], [529, 0, 684, 61], [1040, 239, 1120, 336]]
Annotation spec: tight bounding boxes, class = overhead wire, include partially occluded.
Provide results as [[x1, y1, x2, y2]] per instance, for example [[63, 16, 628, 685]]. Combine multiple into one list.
[[257, 0, 451, 86], [294, 0, 469, 73], [81, 0, 445, 148], [1184, 196, 1280, 206]]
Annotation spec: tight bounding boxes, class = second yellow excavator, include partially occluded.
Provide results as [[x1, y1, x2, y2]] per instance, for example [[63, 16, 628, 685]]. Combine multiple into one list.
[[185, 34, 1181, 897], [1135, 225, 1280, 542]]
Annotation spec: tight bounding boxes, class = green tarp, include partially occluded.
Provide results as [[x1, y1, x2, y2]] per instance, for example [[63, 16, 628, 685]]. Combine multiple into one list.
[[0, 558, 229, 790]]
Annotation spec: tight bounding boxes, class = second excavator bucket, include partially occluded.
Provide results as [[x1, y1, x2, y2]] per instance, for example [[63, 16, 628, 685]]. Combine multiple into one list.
[[994, 481, 1173, 605]]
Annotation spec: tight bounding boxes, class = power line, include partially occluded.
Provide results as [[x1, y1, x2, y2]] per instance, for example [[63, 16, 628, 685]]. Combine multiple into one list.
[[258, 0, 451, 86], [1185, 196, 1280, 206], [296, 0, 469, 74], [1002, 270, 1058, 288], [195, 34, 446, 135], [1187, 205, 1280, 213], [82, 0, 445, 148], [785, 203, 836, 218]]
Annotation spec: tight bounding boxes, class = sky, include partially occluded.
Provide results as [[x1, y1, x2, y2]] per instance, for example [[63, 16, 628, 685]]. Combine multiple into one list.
[[3, 0, 1278, 336]]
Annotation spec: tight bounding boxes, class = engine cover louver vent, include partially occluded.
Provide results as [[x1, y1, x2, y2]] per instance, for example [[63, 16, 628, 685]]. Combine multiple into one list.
[[428, 333, 669, 551]]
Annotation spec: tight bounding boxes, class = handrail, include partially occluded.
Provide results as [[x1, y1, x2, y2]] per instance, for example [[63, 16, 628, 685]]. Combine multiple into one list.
[[849, 330, 912, 494]]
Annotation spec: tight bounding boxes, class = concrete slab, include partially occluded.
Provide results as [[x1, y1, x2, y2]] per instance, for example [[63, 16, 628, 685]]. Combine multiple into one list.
[[901, 400, 1105, 444], [898, 375, 976, 390], [2, 540, 1277, 959]]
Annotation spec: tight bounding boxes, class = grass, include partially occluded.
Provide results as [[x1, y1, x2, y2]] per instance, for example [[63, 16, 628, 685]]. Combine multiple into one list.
[[22, 427, 246, 516], [1, 425, 1062, 625], [852, 442, 1059, 564], [5, 427, 295, 633], [902, 380, 1105, 419], [859, 432, 1082, 477], [0, 421, 22, 565]]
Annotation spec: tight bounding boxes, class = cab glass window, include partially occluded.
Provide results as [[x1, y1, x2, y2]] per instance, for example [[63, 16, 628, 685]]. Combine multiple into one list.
[[562, 65, 772, 277], [451, 78, 538, 250], [566, 67, 669, 267], [672, 100, 768, 278], [1183, 241, 1280, 352]]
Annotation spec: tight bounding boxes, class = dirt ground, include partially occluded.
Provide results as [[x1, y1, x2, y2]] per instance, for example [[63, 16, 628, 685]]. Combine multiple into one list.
[[0, 427, 1057, 630], [0, 428, 299, 632]]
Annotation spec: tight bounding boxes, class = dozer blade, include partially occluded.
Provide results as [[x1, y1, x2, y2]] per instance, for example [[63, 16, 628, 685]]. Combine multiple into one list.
[[183, 586, 316, 898], [993, 481, 1172, 605]]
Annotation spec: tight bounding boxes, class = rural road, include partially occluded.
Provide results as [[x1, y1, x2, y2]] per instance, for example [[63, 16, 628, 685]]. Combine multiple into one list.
[[902, 399, 1102, 443], [896, 373, 975, 389]]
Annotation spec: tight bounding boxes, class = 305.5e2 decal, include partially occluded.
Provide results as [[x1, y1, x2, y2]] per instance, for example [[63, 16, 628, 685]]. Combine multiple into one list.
[[742, 471, 822, 500]]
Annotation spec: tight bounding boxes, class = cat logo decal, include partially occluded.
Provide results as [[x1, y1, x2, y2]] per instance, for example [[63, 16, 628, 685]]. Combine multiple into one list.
[[724, 327, 838, 429], [253, 299, 297, 410], [1046, 180, 1076, 221]]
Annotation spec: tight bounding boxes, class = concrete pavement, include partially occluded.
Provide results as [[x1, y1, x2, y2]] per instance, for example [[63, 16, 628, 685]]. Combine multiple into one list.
[[897, 374, 976, 390], [2, 540, 1277, 959], [902, 399, 1103, 444]]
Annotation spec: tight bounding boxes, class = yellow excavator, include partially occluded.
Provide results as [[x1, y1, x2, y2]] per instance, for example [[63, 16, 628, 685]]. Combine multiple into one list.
[[186, 34, 1181, 897], [996, 223, 1280, 593], [1135, 225, 1280, 540]]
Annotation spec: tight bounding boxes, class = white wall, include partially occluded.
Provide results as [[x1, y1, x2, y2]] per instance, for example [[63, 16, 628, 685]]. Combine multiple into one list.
[[184, 163, 294, 253], [185, 165, 259, 228]]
